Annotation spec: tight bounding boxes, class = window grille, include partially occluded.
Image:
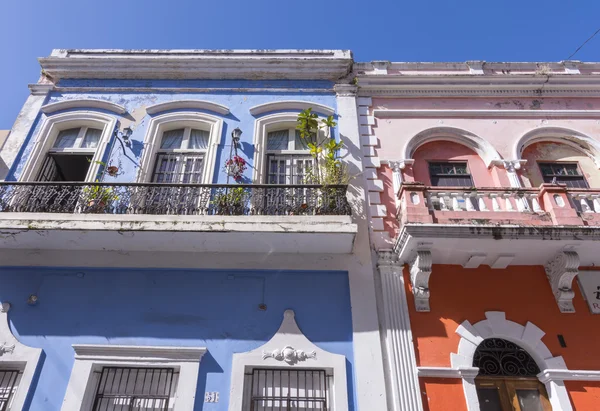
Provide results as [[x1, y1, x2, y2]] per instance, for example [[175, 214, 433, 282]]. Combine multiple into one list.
[[539, 162, 588, 189], [428, 162, 473, 187], [92, 367, 177, 411], [473, 338, 540, 377], [0, 370, 21, 411], [244, 368, 331, 411]]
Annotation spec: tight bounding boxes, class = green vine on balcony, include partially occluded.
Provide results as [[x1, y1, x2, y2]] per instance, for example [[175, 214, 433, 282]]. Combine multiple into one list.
[[296, 108, 348, 185]]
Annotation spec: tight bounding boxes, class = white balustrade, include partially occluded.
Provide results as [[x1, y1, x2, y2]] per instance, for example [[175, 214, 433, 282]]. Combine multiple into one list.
[[569, 193, 600, 214], [427, 189, 545, 214]]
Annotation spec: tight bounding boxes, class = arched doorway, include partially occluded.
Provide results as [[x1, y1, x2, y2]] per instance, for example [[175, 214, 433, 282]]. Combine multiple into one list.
[[474, 338, 552, 411]]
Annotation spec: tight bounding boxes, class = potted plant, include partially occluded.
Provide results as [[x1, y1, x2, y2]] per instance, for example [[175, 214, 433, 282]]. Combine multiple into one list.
[[82, 183, 119, 213], [212, 186, 247, 215]]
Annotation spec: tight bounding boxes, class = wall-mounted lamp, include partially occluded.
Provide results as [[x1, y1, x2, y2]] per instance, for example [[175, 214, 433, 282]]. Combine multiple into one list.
[[231, 127, 242, 148], [27, 294, 38, 306]]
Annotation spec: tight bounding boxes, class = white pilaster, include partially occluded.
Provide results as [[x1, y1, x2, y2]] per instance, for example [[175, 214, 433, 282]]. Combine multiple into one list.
[[335, 84, 389, 411], [377, 250, 424, 411]]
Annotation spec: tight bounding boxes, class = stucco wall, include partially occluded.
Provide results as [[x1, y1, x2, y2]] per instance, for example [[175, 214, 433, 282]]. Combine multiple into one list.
[[521, 141, 600, 188], [0, 267, 355, 411], [7, 79, 337, 183], [371, 97, 600, 163], [404, 264, 600, 370]]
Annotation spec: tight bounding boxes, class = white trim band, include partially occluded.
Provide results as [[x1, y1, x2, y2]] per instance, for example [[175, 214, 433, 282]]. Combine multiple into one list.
[[41, 99, 127, 114], [146, 100, 230, 115], [249, 101, 335, 116]]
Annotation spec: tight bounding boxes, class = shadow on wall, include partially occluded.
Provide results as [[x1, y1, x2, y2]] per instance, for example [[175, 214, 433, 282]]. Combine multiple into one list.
[[193, 351, 223, 411]]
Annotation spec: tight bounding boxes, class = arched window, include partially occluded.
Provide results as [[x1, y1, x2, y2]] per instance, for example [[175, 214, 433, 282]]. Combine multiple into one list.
[[19, 111, 117, 182], [265, 127, 313, 184], [474, 338, 551, 411]]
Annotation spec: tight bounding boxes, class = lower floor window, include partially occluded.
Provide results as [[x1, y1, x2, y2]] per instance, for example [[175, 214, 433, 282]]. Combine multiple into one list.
[[0, 370, 21, 411], [92, 367, 178, 411], [244, 368, 331, 411], [475, 378, 551, 411]]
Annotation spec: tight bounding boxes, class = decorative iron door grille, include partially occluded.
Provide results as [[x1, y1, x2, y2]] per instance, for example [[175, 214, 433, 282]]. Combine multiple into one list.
[[244, 368, 331, 411], [92, 367, 177, 411], [0, 370, 20, 411]]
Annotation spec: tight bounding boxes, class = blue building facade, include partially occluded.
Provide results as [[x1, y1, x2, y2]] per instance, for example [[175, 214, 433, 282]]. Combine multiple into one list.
[[0, 50, 388, 411]]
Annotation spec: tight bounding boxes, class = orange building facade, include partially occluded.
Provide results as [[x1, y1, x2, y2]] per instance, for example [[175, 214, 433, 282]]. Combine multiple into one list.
[[356, 61, 600, 411]]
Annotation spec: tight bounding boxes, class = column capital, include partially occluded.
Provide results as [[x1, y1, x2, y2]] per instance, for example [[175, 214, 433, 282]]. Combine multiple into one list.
[[491, 159, 527, 172], [388, 159, 414, 172], [333, 84, 358, 97], [377, 249, 401, 269]]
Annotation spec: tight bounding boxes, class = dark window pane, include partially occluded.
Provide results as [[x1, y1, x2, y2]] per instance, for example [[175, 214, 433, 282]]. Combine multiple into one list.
[[429, 162, 473, 187], [476, 388, 503, 411]]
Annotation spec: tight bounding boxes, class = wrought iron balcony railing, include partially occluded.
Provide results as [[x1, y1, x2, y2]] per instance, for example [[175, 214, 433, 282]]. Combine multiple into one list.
[[0, 182, 351, 216]]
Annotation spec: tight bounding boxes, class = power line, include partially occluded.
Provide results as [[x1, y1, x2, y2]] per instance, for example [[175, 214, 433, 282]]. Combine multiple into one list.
[[567, 27, 600, 60]]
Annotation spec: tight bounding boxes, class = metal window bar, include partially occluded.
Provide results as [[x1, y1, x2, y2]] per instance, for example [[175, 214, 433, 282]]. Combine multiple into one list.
[[0, 370, 20, 411], [428, 162, 473, 187], [245, 369, 331, 411], [539, 163, 588, 189], [91, 367, 177, 411]]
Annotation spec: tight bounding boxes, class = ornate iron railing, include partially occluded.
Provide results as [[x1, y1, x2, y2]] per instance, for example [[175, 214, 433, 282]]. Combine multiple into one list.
[[0, 182, 351, 216]]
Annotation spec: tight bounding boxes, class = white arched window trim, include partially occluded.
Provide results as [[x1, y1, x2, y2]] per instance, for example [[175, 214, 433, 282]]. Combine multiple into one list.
[[19, 111, 117, 182], [228, 310, 348, 411], [138, 112, 224, 184], [444, 312, 572, 411], [402, 126, 502, 168], [252, 112, 331, 183], [514, 126, 600, 169]]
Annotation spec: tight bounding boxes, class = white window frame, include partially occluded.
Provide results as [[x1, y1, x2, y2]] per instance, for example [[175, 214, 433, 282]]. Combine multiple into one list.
[[19, 111, 117, 182], [62, 344, 206, 411], [151, 127, 209, 183], [253, 112, 330, 184], [138, 112, 224, 185], [265, 127, 314, 185], [228, 310, 348, 411], [0, 302, 42, 411]]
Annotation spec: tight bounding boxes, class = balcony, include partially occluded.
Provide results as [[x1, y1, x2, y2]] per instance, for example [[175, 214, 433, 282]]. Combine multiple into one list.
[[0, 182, 356, 254], [395, 182, 600, 267]]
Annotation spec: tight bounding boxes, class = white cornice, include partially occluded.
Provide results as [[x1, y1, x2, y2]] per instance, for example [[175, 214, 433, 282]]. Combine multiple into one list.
[[538, 369, 600, 383], [146, 100, 230, 115], [249, 101, 335, 116], [39, 49, 353, 81], [72, 344, 207, 362], [28, 83, 54, 96], [41, 99, 127, 115], [417, 366, 479, 379], [373, 109, 600, 118]]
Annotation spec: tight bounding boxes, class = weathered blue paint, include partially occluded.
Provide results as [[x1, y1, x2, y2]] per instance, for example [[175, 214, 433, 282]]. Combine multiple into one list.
[[0, 267, 354, 411], [8, 79, 338, 184]]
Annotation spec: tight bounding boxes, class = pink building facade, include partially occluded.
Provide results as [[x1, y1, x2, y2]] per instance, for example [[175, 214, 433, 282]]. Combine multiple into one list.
[[356, 61, 600, 411]]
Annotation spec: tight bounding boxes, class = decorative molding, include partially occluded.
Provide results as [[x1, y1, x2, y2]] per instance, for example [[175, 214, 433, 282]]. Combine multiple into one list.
[[249, 101, 335, 116], [19, 111, 117, 182], [262, 346, 317, 365], [514, 126, 600, 169], [39, 49, 353, 81], [386, 159, 414, 171], [333, 84, 358, 97], [146, 100, 230, 116], [360, 88, 600, 98], [41, 99, 127, 115], [373, 109, 600, 118], [229, 310, 348, 411], [545, 251, 580, 313], [417, 366, 479, 379], [451, 311, 572, 411], [0, 301, 43, 411], [409, 250, 433, 312], [538, 369, 600, 383], [403, 126, 502, 167], [72, 344, 207, 362], [491, 159, 527, 172], [64, 343, 206, 411], [377, 250, 424, 411], [137, 111, 223, 184], [28, 83, 55, 95]]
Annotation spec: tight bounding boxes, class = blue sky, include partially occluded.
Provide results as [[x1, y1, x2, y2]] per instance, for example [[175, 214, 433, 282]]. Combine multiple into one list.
[[1, 0, 599, 128]]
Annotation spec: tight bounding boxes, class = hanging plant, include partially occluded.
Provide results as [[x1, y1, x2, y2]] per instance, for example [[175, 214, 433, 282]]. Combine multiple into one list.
[[225, 155, 247, 182]]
